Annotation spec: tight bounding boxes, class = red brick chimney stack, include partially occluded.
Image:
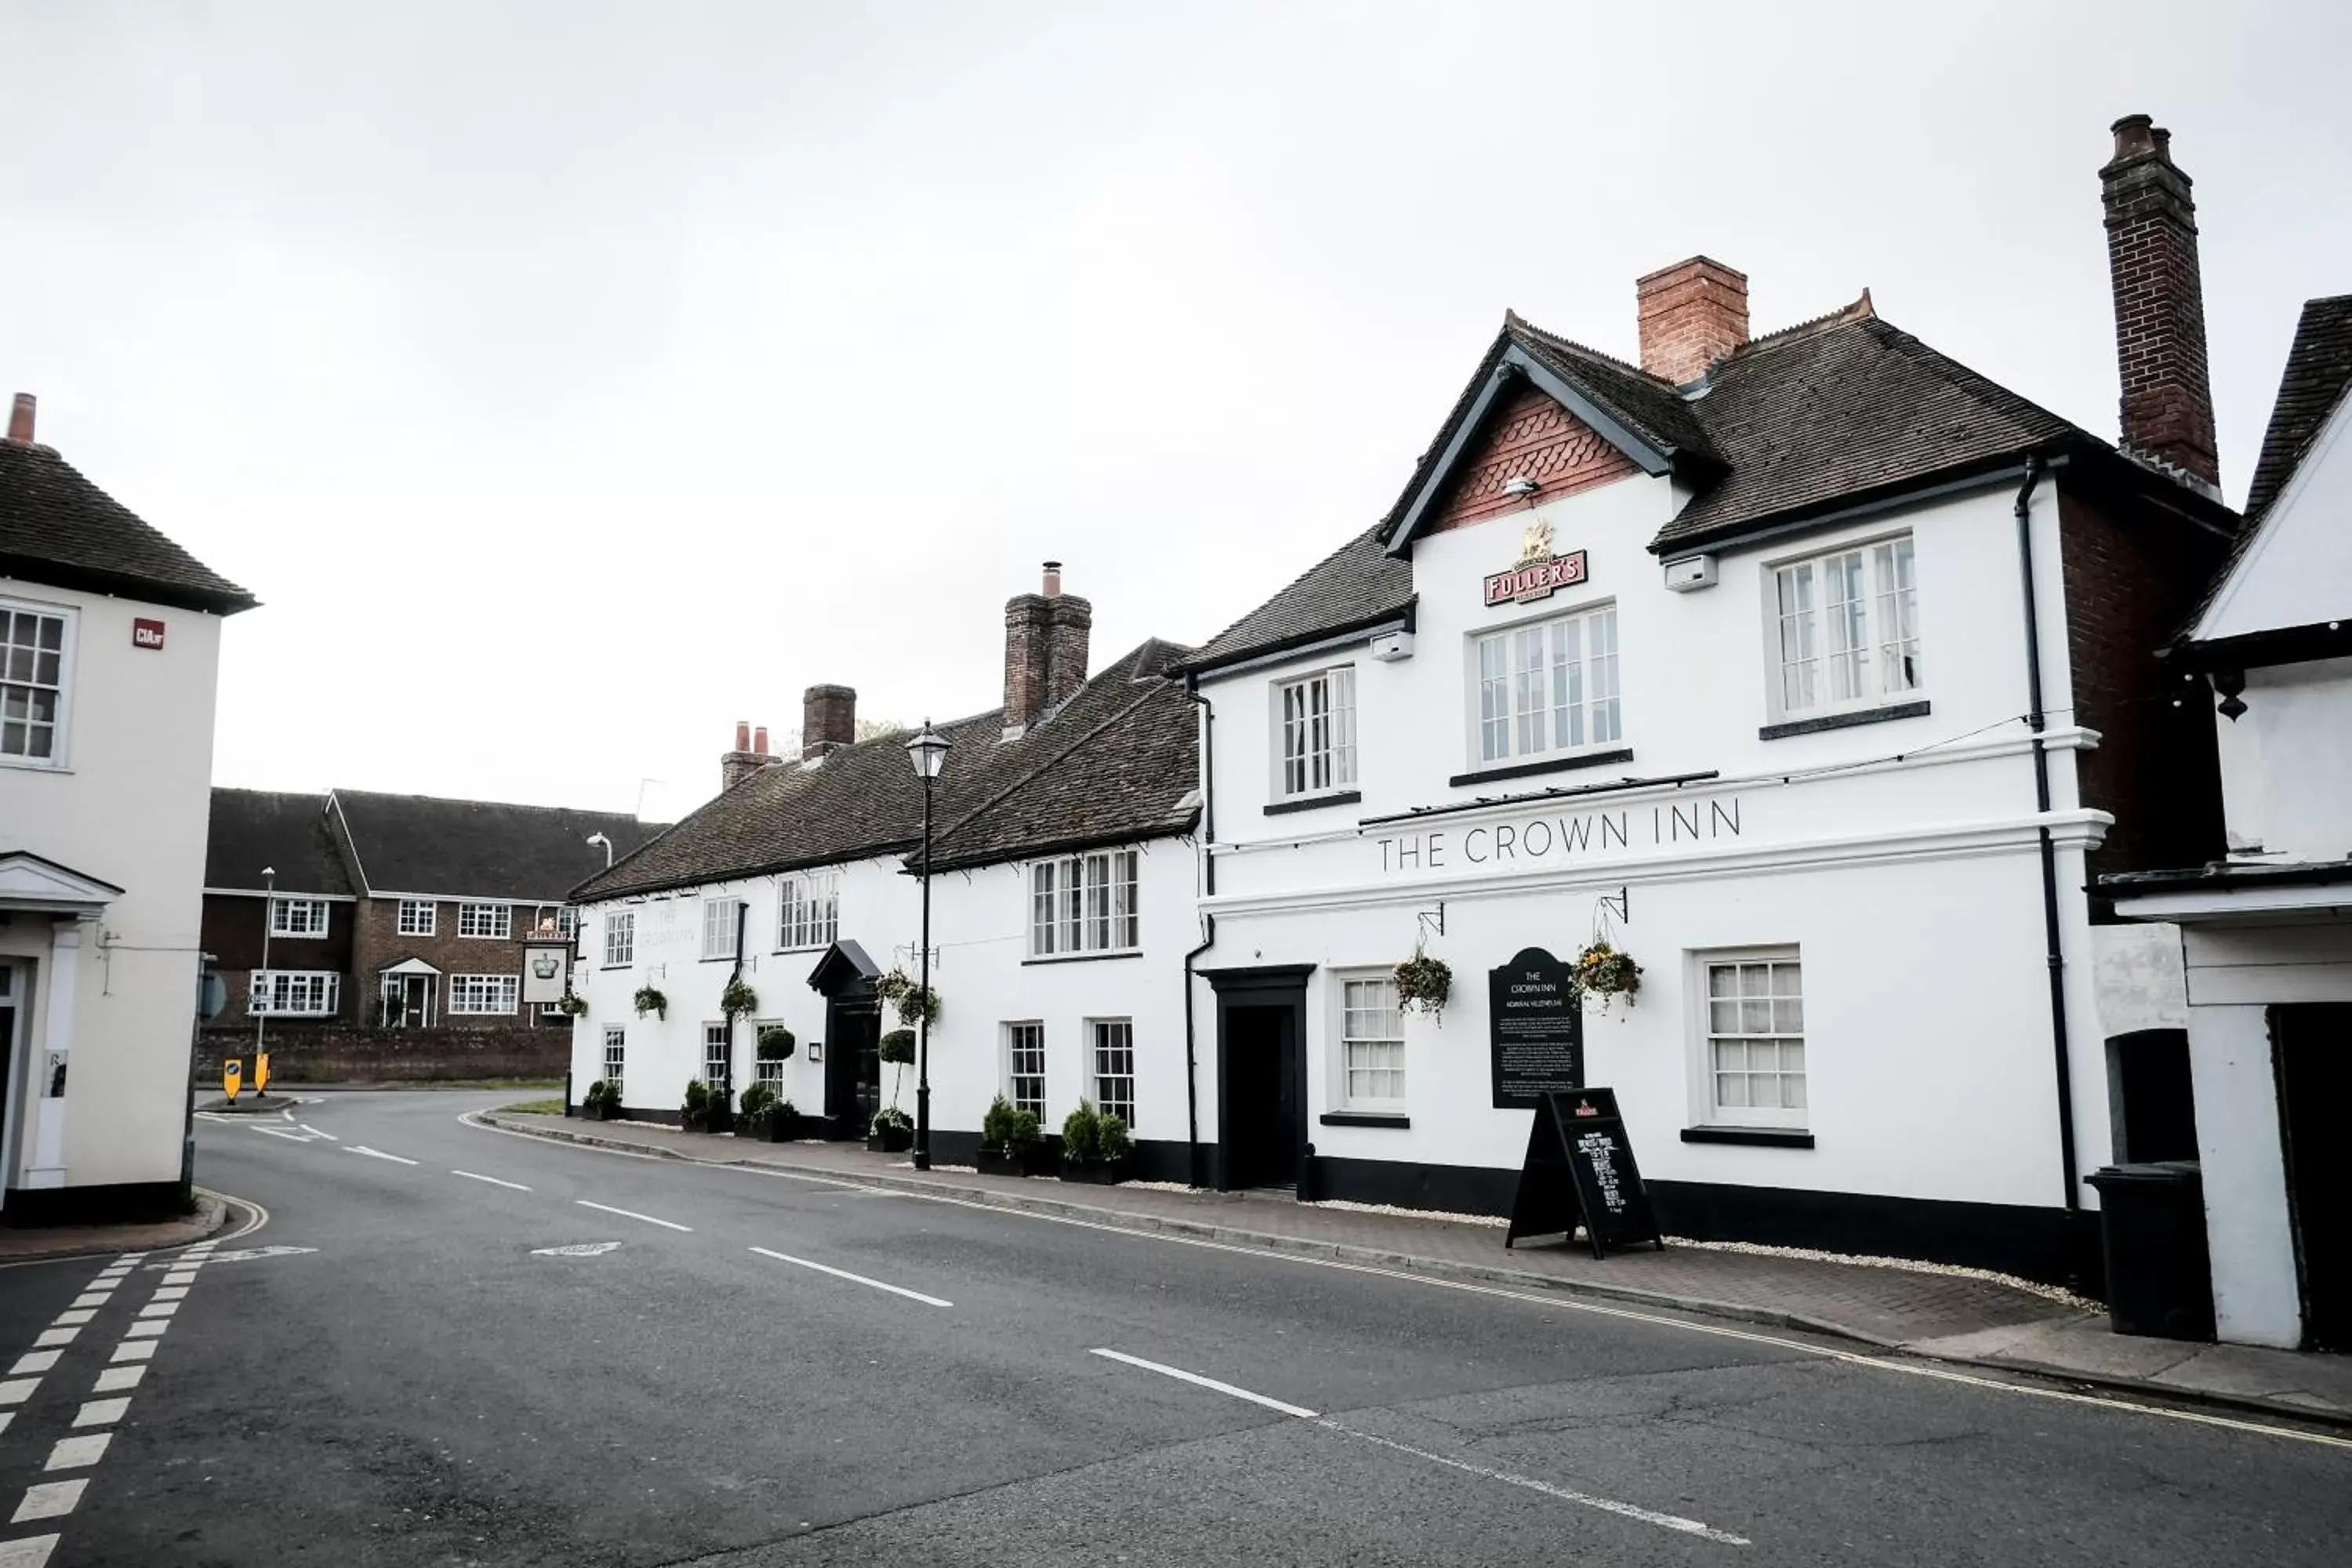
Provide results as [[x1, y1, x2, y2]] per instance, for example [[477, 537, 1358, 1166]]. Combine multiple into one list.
[[720, 720, 769, 792], [1004, 562, 1091, 737], [801, 684, 856, 761], [2100, 114, 2220, 492], [5, 394, 33, 445], [1636, 258, 1749, 387]]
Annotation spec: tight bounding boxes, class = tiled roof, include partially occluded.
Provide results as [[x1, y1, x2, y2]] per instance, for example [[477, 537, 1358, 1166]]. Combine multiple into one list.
[[574, 641, 1200, 900], [2243, 294, 2352, 521], [331, 789, 664, 903], [204, 789, 355, 896], [1177, 526, 1415, 673], [0, 439, 256, 614]]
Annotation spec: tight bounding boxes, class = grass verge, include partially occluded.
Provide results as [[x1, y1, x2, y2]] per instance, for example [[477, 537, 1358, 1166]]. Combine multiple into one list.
[[502, 1097, 565, 1115]]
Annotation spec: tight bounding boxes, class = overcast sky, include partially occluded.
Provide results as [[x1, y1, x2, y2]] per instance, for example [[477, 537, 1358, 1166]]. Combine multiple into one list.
[[4, 2, 2345, 823]]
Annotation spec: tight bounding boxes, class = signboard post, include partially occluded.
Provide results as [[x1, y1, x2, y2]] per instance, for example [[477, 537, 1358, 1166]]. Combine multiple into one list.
[[1489, 948, 1583, 1108], [222, 1058, 243, 1105], [1504, 1087, 1663, 1259], [254, 1053, 270, 1095]]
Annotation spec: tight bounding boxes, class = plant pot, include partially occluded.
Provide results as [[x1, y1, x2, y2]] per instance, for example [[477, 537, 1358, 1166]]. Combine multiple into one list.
[[1060, 1160, 1131, 1186], [593, 1100, 625, 1122], [980, 1142, 1055, 1178], [867, 1122, 914, 1154], [706, 1108, 734, 1135]]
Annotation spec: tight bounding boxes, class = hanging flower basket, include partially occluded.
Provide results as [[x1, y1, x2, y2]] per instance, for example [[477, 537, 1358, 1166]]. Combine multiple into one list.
[[633, 985, 667, 1019], [1393, 950, 1453, 1017], [1573, 942, 1642, 1011], [876, 968, 940, 1028], [719, 978, 759, 1018], [557, 993, 589, 1018]]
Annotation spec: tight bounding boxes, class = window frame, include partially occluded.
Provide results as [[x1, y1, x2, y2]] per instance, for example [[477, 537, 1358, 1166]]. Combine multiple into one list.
[[1004, 1021, 1047, 1120], [0, 597, 76, 770], [1088, 1018, 1136, 1130], [457, 902, 512, 941], [775, 869, 841, 953], [397, 899, 437, 937], [1766, 531, 1921, 723], [1465, 599, 1624, 772], [702, 1021, 734, 1100], [249, 970, 340, 1017], [1026, 849, 1139, 960], [1333, 971, 1406, 1114], [1271, 663, 1359, 802], [1691, 946, 1807, 1131], [602, 1026, 626, 1098], [447, 973, 520, 1015], [603, 909, 635, 968], [268, 898, 332, 939], [702, 897, 740, 961]]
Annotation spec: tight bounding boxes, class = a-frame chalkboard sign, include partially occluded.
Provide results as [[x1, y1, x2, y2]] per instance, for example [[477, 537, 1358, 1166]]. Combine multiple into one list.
[[1503, 1087, 1664, 1259]]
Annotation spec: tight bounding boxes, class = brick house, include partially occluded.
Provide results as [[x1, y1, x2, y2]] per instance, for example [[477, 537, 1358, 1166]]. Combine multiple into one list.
[[198, 788, 662, 1078]]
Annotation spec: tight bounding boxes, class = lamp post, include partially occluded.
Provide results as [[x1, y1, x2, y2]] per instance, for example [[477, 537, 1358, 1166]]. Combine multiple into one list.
[[255, 866, 276, 1098], [905, 720, 951, 1171]]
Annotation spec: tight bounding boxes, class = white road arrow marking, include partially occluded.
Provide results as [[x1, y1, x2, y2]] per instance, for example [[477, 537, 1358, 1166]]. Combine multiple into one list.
[[145, 1245, 315, 1269], [532, 1242, 622, 1257], [346, 1146, 419, 1166]]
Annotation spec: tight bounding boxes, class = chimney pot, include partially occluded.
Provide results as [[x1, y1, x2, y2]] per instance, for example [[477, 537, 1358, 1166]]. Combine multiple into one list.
[[2100, 112, 2220, 491], [1635, 257, 1749, 387], [1042, 561, 1062, 598], [753, 725, 770, 757], [734, 720, 751, 753], [801, 684, 856, 761], [5, 394, 33, 445]]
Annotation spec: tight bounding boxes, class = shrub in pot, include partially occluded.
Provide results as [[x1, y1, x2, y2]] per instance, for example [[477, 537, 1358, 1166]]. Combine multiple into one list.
[[1061, 1099, 1133, 1185], [868, 1104, 914, 1153], [681, 1078, 710, 1131], [583, 1079, 626, 1120], [978, 1094, 1050, 1177]]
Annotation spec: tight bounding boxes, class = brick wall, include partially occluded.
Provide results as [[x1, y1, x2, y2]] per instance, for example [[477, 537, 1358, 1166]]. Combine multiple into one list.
[[2056, 480, 2229, 883], [1635, 256, 1749, 387], [199, 891, 357, 1027], [350, 896, 570, 1029], [197, 1023, 566, 1083], [2100, 116, 2220, 488], [1428, 385, 1638, 532]]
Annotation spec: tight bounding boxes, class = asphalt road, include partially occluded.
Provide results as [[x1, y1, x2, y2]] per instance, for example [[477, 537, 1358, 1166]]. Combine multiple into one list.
[[0, 1091, 2342, 1566]]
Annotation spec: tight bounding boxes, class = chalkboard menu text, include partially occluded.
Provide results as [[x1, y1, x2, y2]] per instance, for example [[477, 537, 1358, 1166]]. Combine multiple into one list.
[[1504, 1087, 1664, 1260]]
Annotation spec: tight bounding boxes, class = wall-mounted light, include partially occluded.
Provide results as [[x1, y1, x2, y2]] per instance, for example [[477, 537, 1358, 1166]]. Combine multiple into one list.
[[1501, 475, 1540, 499]]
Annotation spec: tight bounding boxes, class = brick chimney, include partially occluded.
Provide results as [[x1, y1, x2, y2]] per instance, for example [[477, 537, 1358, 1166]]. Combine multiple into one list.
[[2100, 114, 2220, 492], [720, 720, 775, 792], [5, 394, 33, 445], [802, 684, 856, 761], [1003, 561, 1092, 738], [1636, 258, 1749, 387]]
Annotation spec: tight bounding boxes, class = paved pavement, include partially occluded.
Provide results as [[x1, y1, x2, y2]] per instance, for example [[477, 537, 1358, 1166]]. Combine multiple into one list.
[[0, 1194, 232, 1268], [0, 1090, 2342, 1566], [495, 1110, 2352, 1425]]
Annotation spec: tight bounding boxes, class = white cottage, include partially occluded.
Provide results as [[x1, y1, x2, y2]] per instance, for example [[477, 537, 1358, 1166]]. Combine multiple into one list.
[[1172, 118, 2242, 1283], [2106, 292, 2352, 1349], [0, 392, 256, 1221], [565, 570, 1205, 1178]]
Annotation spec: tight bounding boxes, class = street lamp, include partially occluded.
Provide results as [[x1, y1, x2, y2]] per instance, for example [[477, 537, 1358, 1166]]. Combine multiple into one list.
[[586, 831, 613, 869], [904, 720, 951, 1171], [255, 866, 276, 1099]]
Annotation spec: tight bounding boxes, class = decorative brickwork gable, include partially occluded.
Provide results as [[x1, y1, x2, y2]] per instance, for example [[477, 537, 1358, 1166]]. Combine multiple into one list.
[[1427, 384, 1639, 533], [2100, 114, 2220, 491]]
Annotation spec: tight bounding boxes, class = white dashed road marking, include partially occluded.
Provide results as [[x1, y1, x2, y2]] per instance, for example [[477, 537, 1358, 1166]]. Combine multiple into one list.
[[0, 1534, 56, 1565], [532, 1242, 622, 1257], [0, 1383, 34, 1407], [92, 1368, 142, 1394], [749, 1247, 952, 1308], [346, 1146, 419, 1166], [576, 1201, 691, 1232], [1087, 1348, 1318, 1418], [452, 1171, 531, 1192], [71, 1399, 128, 1430], [9, 1354, 57, 1377], [123, 1323, 166, 1341], [107, 1344, 154, 1365], [43, 1436, 107, 1472], [9, 1481, 85, 1523]]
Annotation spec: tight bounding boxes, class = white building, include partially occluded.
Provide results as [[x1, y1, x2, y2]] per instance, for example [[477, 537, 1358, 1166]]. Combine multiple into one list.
[[566, 572, 1206, 1178], [0, 392, 255, 1222], [1174, 119, 2241, 1284], [2106, 292, 2352, 1349]]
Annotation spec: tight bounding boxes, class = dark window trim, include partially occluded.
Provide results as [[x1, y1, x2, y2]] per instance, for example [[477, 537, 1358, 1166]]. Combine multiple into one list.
[[1266, 790, 1361, 817], [1679, 1126, 1816, 1149], [1758, 699, 1929, 742], [1021, 949, 1145, 967], [1449, 748, 1634, 789], [1319, 1112, 1410, 1129]]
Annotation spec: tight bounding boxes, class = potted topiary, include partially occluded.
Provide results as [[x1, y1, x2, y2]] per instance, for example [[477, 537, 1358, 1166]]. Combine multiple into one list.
[[633, 985, 667, 1020], [878, 1028, 915, 1109], [1058, 1098, 1131, 1185], [681, 1078, 711, 1131], [739, 1082, 783, 1141], [978, 1094, 1051, 1177], [583, 1079, 625, 1121], [868, 1105, 914, 1153]]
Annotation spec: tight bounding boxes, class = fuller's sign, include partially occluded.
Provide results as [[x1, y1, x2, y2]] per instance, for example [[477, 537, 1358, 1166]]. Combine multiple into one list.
[[1483, 550, 1588, 607]]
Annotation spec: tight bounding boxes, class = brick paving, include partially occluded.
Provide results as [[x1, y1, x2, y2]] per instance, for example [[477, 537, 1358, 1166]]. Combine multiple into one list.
[[495, 1113, 2074, 1347]]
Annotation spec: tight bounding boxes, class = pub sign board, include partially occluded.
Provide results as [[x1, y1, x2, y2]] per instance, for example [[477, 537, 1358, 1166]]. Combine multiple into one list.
[[1489, 947, 1583, 1108], [1504, 1087, 1664, 1260], [1483, 550, 1588, 608]]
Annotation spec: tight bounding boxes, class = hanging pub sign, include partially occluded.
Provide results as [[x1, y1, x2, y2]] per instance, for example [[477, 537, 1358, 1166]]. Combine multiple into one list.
[[1504, 1087, 1664, 1259], [1489, 947, 1583, 1108], [1483, 517, 1588, 607], [521, 938, 572, 1005]]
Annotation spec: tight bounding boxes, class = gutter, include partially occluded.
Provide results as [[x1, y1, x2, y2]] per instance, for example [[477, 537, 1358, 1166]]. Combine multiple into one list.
[[2012, 456, 2082, 1218], [1181, 676, 1218, 1189]]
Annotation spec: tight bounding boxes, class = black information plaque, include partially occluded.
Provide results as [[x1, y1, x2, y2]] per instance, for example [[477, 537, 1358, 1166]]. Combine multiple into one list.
[[1489, 947, 1584, 1109], [1504, 1087, 1664, 1260]]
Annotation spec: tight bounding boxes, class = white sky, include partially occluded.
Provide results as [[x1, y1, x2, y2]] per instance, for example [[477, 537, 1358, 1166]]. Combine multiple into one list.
[[4, 2, 2345, 823]]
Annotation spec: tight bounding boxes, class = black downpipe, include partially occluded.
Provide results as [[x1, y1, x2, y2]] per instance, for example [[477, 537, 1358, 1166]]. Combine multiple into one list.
[[2013, 456, 2081, 1214], [1181, 676, 1218, 1189]]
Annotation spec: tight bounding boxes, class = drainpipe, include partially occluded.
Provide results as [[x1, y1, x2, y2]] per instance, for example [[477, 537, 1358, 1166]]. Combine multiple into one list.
[[1181, 675, 1218, 1189], [730, 898, 750, 1105], [2013, 456, 2082, 1217]]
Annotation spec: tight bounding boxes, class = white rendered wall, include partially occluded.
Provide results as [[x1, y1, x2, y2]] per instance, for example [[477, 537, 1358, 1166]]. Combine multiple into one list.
[[2210, 658, 2352, 860], [0, 578, 225, 1193], [2181, 1001, 2303, 1348], [2197, 389, 2352, 644]]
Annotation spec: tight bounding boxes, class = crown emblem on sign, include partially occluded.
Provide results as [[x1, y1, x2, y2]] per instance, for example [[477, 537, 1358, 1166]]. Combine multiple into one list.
[[531, 954, 560, 979], [1517, 515, 1554, 567]]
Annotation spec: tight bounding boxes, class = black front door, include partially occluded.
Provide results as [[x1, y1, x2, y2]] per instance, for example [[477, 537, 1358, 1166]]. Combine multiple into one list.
[[2275, 1004, 2352, 1351], [824, 1003, 881, 1135], [1223, 1001, 1303, 1190]]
